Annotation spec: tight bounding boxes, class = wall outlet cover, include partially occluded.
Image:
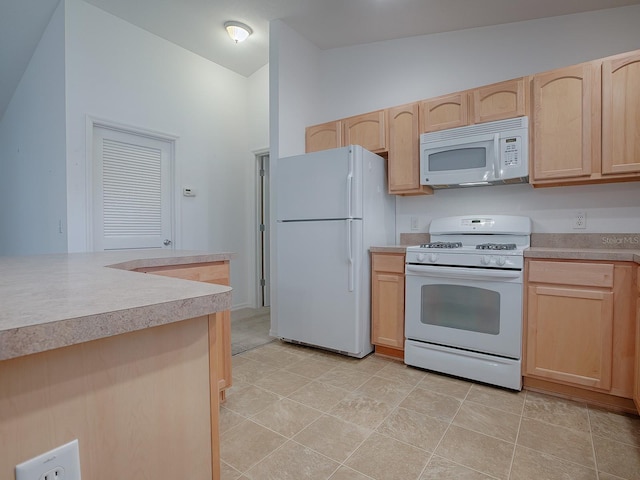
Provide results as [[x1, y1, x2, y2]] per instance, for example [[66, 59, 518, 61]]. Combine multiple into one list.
[[16, 439, 81, 480], [572, 211, 587, 229]]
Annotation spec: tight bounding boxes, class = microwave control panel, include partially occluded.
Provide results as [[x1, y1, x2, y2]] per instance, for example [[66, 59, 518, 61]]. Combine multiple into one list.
[[501, 136, 522, 168]]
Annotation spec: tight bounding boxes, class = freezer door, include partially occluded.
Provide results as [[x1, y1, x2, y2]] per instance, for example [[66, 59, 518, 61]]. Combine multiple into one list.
[[275, 219, 369, 355], [276, 146, 363, 220]]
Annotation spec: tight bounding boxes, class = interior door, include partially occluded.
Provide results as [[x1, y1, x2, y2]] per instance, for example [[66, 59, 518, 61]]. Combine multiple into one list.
[[276, 219, 363, 354], [93, 126, 174, 250]]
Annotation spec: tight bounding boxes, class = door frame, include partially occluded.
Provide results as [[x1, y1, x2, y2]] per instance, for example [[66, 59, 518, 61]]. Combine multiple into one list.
[[255, 150, 270, 307], [85, 116, 179, 251]]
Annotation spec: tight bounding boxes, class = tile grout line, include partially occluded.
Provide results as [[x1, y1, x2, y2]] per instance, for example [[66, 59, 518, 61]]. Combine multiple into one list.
[[224, 355, 399, 478], [227, 343, 638, 479], [506, 386, 528, 479], [414, 381, 470, 479], [334, 379, 429, 480], [587, 404, 602, 480]]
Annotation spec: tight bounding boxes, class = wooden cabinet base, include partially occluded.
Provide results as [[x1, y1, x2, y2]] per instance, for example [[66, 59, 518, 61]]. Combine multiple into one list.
[[374, 345, 404, 360], [136, 261, 233, 404], [524, 376, 638, 415], [0, 317, 218, 480]]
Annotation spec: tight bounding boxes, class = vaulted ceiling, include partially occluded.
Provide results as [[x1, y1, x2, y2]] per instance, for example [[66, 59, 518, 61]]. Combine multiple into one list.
[[2, 0, 640, 119]]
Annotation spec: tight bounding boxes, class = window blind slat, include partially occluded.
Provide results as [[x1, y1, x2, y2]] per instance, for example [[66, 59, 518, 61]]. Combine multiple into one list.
[[102, 139, 163, 238]]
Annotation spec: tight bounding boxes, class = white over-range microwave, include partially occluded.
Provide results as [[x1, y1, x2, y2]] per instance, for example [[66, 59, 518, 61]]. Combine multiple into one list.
[[420, 116, 529, 188]]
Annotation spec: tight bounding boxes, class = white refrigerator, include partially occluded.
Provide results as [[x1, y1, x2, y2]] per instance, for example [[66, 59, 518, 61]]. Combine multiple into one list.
[[274, 145, 396, 358]]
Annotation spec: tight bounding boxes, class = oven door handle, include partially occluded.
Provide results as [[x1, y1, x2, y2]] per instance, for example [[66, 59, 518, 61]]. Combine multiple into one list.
[[406, 264, 522, 280]]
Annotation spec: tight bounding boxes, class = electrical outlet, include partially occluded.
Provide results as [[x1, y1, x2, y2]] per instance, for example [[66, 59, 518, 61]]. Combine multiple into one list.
[[16, 440, 81, 480], [572, 211, 587, 229], [410, 216, 419, 231]]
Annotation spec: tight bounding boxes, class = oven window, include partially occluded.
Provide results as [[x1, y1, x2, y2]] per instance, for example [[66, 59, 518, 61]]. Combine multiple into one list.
[[420, 284, 500, 335], [428, 147, 486, 172]]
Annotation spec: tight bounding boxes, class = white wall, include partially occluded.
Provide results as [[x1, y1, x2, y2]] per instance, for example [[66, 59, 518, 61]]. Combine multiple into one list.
[[65, 0, 265, 308], [315, 5, 640, 122], [268, 20, 323, 334], [0, 1, 67, 255], [248, 64, 270, 153], [270, 20, 322, 159], [243, 63, 270, 308], [272, 6, 640, 237]]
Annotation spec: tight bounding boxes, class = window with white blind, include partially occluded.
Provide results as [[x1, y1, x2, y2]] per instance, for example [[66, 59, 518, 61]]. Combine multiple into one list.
[[92, 126, 173, 250]]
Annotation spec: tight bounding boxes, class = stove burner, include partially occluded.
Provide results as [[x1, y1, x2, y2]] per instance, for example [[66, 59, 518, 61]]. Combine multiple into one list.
[[421, 242, 463, 249], [476, 243, 517, 250]]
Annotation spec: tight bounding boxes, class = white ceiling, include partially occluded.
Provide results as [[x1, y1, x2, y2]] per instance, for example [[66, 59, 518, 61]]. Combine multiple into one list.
[[2, 0, 640, 119]]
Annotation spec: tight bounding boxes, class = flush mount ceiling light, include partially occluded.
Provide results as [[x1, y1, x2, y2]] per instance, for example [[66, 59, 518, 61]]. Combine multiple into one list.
[[224, 21, 253, 43]]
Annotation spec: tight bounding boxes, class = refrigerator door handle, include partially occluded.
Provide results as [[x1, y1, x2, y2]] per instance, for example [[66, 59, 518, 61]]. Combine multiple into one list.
[[347, 219, 354, 292], [346, 172, 353, 218], [347, 149, 354, 217]]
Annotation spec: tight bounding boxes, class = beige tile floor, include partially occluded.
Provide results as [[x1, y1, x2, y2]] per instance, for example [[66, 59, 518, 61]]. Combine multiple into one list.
[[220, 341, 640, 480]]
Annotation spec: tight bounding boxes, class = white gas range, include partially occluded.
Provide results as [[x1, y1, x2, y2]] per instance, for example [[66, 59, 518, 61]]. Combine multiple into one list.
[[404, 215, 531, 390]]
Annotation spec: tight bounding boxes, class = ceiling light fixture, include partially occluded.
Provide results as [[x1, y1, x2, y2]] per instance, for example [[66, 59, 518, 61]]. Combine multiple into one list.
[[224, 21, 252, 44]]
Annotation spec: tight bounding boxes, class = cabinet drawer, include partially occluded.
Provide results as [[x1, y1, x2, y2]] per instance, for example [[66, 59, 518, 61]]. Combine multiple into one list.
[[528, 261, 614, 288], [137, 262, 230, 285], [372, 254, 405, 273]]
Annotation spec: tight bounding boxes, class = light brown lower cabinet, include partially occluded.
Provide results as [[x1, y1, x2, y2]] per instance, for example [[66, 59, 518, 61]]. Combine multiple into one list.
[[136, 261, 232, 402], [370, 252, 405, 359], [524, 259, 636, 412], [635, 267, 640, 412], [0, 316, 219, 480]]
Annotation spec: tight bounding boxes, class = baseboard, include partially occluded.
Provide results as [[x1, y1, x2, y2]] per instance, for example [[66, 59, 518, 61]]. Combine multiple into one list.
[[231, 306, 270, 321]]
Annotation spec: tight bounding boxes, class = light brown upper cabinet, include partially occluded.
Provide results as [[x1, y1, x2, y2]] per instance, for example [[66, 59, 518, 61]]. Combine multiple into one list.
[[602, 50, 640, 176], [387, 103, 433, 196], [305, 120, 342, 153], [342, 110, 387, 153], [419, 78, 528, 133], [306, 111, 386, 154], [472, 77, 528, 124], [419, 92, 469, 133], [531, 62, 598, 182], [531, 49, 640, 186]]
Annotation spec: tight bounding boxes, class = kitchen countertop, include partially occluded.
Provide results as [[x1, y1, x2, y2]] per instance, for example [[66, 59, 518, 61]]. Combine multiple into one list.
[[524, 247, 640, 262], [0, 250, 233, 361], [370, 245, 407, 254], [372, 233, 640, 263]]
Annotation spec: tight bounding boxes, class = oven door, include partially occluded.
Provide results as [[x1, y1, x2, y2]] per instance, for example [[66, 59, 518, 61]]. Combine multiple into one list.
[[405, 264, 523, 359]]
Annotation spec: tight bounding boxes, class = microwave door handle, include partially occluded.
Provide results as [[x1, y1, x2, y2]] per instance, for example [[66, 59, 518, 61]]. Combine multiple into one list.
[[493, 134, 501, 179]]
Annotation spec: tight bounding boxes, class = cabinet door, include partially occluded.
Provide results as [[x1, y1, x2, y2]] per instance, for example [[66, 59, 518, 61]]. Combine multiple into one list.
[[371, 253, 405, 350], [602, 50, 640, 175], [526, 284, 614, 390], [343, 110, 387, 153], [306, 120, 342, 153], [387, 103, 432, 196], [419, 92, 469, 133], [472, 77, 527, 124], [635, 267, 640, 412], [137, 262, 233, 396], [531, 62, 599, 182]]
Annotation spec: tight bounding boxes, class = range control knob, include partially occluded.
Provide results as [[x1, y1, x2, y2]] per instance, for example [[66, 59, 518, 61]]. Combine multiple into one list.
[[496, 256, 507, 266], [481, 255, 491, 265], [416, 253, 426, 262], [429, 253, 438, 263]]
